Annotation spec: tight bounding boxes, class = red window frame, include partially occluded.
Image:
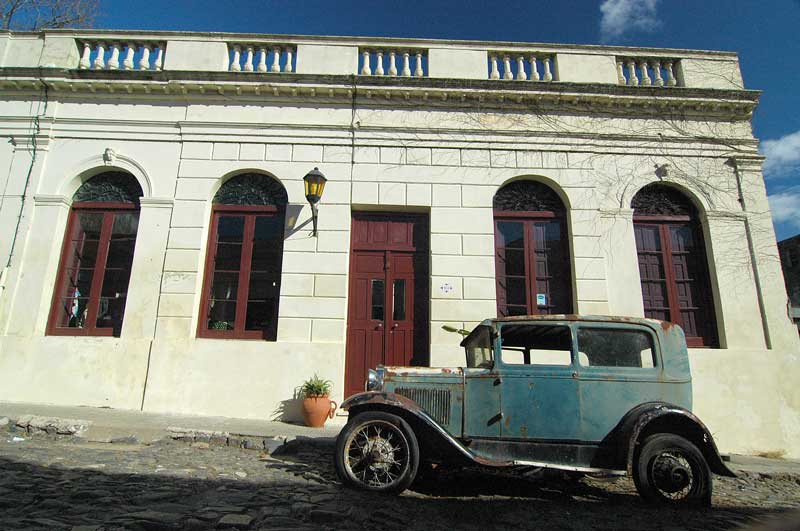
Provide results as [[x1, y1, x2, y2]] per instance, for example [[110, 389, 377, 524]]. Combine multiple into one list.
[[46, 202, 139, 337], [493, 209, 573, 317], [198, 204, 285, 340], [634, 214, 718, 348]]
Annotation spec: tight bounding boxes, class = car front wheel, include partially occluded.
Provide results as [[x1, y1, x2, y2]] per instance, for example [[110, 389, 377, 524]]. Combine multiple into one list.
[[634, 433, 712, 507], [334, 411, 419, 494]]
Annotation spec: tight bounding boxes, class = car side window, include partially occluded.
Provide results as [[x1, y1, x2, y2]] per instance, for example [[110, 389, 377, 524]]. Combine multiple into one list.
[[462, 325, 494, 369], [499, 324, 572, 366], [577, 327, 656, 368]]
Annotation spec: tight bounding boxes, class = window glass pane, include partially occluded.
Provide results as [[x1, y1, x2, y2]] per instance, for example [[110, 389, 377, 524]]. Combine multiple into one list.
[[498, 248, 525, 276], [371, 279, 384, 321], [207, 301, 236, 330], [251, 215, 283, 272], [215, 243, 243, 271], [56, 297, 90, 328], [75, 212, 103, 240], [393, 279, 406, 320], [577, 328, 656, 368], [245, 271, 278, 331], [217, 216, 245, 242], [497, 222, 524, 248], [210, 272, 238, 301], [500, 324, 572, 365], [54, 212, 102, 330]]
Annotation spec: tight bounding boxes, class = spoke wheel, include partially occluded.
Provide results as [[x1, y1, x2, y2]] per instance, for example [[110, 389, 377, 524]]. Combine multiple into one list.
[[634, 433, 711, 507], [335, 412, 419, 494]]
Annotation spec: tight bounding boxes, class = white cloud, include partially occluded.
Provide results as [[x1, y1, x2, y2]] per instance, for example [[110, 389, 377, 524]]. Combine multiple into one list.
[[768, 189, 800, 229], [761, 129, 800, 178], [599, 0, 660, 42]]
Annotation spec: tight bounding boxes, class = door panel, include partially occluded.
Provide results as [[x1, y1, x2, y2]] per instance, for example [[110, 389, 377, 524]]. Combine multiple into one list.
[[345, 213, 430, 399]]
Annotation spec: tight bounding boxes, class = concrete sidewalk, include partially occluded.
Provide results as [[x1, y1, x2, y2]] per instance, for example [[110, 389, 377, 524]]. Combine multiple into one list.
[[0, 401, 341, 446], [2, 401, 799, 478]]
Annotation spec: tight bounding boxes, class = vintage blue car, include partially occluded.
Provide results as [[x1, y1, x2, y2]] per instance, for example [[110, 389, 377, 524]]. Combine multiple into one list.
[[334, 315, 734, 506]]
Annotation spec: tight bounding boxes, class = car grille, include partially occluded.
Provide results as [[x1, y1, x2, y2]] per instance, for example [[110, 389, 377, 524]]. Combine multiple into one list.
[[395, 387, 451, 425]]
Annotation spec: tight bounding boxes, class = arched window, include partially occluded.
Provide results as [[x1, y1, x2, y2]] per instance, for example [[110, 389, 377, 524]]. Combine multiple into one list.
[[632, 184, 718, 347], [493, 180, 573, 316], [199, 173, 288, 340], [47, 172, 143, 337]]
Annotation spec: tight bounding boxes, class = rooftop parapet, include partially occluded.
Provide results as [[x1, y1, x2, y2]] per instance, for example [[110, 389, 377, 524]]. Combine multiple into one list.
[[0, 29, 745, 90]]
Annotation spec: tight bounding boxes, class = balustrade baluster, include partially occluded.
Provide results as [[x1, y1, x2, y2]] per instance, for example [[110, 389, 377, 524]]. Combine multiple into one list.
[[230, 45, 241, 72], [402, 52, 411, 77], [503, 56, 513, 80], [543, 57, 553, 81], [616, 61, 625, 84], [516, 56, 527, 80], [626, 60, 638, 85], [257, 48, 267, 72], [79, 42, 92, 70], [284, 48, 293, 72], [652, 60, 664, 86], [270, 48, 281, 72], [388, 52, 397, 76], [375, 52, 384, 75], [244, 46, 254, 72], [107, 44, 120, 70], [153, 46, 163, 71], [123, 43, 135, 70], [530, 56, 540, 81], [93, 42, 106, 70], [490, 55, 500, 79], [639, 61, 651, 85], [361, 51, 371, 75], [139, 44, 151, 70], [414, 53, 423, 77], [664, 61, 677, 86]]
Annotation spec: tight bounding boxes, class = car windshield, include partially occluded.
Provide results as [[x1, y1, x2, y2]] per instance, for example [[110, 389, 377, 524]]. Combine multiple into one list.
[[461, 325, 494, 368]]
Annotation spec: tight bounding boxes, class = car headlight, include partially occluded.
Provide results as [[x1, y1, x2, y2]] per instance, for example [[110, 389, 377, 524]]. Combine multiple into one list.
[[366, 368, 384, 391]]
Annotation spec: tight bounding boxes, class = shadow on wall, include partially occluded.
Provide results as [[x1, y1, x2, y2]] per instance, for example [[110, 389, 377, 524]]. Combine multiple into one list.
[[271, 396, 304, 424]]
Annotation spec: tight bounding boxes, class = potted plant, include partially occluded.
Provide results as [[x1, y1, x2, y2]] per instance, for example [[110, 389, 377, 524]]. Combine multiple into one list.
[[300, 374, 337, 428]]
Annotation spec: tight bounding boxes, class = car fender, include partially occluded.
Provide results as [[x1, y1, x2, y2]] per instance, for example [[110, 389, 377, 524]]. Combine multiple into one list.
[[622, 402, 736, 477], [341, 391, 512, 467]]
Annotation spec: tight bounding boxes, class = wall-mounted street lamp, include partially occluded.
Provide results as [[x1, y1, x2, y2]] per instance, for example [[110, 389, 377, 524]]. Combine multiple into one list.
[[303, 167, 327, 237]]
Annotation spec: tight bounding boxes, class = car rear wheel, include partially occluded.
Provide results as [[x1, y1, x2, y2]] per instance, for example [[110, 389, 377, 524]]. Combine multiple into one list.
[[334, 411, 419, 494], [634, 433, 712, 507]]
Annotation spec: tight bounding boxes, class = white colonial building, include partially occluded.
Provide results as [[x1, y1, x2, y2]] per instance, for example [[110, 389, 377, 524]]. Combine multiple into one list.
[[0, 30, 797, 456]]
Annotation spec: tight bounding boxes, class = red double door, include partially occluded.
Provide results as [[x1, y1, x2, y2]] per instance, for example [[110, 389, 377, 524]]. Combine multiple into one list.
[[344, 213, 429, 399]]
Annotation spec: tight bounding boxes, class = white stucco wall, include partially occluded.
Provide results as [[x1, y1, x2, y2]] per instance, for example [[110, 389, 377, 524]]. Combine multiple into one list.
[[0, 71, 797, 455]]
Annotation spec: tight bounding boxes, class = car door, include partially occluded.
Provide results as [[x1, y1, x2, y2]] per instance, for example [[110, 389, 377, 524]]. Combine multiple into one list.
[[496, 322, 580, 441], [574, 323, 667, 443]]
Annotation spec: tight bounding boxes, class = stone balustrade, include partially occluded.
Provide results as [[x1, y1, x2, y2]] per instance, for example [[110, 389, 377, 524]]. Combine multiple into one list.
[[78, 40, 166, 71], [488, 52, 555, 81], [0, 30, 745, 90], [359, 48, 427, 77], [227, 42, 296, 73], [616, 56, 680, 87]]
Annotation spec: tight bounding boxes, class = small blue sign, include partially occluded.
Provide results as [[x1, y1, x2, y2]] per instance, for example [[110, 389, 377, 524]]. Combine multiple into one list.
[[536, 293, 547, 306]]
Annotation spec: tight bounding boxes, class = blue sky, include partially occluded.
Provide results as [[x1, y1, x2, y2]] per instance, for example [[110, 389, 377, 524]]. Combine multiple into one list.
[[97, 0, 800, 240]]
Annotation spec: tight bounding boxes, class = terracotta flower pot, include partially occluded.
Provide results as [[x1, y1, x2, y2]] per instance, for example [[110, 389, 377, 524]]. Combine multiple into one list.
[[301, 396, 337, 428]]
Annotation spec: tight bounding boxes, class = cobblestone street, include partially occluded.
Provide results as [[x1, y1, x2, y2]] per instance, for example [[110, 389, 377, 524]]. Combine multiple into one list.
[[1, 434, 799, 531]]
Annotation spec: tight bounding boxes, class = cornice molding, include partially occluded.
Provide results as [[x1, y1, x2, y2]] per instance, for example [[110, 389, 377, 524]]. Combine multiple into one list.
[[0, 69, 760, 120]]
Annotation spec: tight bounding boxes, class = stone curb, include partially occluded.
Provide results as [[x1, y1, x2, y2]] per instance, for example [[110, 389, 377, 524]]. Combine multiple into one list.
[[1, 414, 336, 456]]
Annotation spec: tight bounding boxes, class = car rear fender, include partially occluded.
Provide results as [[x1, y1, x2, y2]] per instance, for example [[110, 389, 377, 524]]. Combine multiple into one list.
[[625, 403, 736, 477]]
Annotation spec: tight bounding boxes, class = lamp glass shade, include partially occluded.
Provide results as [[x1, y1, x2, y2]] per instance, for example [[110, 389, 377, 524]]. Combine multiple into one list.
[[303, 167, 327, 204]]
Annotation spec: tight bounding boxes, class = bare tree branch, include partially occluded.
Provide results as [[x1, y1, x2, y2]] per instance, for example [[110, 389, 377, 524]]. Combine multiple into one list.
[[0, 0, 97, 30]]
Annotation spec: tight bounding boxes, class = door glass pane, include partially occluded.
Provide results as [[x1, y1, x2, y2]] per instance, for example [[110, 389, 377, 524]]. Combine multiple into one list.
[[393, 279, 406, 320], [371, 279, 384, 321], [577, 328, 656, 368], [500, 324, 572, 365], [96, 212, 139, 330]]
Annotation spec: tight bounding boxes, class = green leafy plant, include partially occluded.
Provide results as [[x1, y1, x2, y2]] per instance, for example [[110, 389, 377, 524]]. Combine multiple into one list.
[[300, 374, 332, 398]]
